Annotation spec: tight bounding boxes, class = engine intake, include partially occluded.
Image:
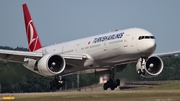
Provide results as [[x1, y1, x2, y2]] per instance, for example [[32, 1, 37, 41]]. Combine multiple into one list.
[[37, 54, 66, 77], [136, 56, 163, 78], [146, 56, 162, 74]]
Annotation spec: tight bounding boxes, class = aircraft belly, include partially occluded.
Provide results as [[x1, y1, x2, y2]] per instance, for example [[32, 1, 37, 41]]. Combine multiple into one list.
[[94, 53, 141, 66]]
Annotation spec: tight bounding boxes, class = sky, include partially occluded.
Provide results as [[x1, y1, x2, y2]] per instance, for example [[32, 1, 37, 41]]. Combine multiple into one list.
[[0, 0, 180, 53]]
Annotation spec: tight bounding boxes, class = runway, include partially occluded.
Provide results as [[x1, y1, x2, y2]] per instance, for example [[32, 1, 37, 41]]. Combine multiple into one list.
[[1, 82, 180, 101], [1, 89, 180, 101]]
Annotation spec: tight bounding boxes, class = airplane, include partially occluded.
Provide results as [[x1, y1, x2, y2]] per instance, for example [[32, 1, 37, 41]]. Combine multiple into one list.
[[0, 3, 177, 90]]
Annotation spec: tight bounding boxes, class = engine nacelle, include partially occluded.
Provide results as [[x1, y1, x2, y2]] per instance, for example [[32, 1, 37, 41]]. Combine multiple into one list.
[[136, 56, 163, 78], [37, 54, 66, 77]]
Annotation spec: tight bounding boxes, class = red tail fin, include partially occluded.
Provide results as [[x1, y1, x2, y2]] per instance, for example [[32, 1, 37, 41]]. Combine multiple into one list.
[[22, 4, 42, 52]]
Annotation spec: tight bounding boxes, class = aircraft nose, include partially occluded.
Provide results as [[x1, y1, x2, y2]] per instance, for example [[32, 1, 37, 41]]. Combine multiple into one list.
[[138, 39, 156, 56], [147, 40, 156, 52]]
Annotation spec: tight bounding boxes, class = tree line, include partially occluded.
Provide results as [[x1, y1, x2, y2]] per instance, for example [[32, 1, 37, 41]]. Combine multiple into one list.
[[0, 46, 99, 93], [116, 58, 180, 81], [0, 46, 180, 93], [0, 61, 99, 93]]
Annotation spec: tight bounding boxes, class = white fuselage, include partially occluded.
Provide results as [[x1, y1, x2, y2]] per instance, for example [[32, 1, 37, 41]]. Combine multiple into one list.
[[25, 28, 156, 74]]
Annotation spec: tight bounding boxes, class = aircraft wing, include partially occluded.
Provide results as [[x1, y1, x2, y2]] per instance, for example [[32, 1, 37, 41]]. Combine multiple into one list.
[[0, 49, 86, 66], [153, 50, 180, 58], [0, 49, 42, 63]]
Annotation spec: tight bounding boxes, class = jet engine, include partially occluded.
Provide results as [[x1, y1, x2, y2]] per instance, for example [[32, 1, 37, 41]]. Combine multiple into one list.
[[136, 56, 163, 78], [36, 54, 66, 77]]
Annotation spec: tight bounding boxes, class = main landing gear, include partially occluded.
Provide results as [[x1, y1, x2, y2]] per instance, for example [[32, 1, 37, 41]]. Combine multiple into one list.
[[103, 69, 120, 90], [49, 76, 65, 90]]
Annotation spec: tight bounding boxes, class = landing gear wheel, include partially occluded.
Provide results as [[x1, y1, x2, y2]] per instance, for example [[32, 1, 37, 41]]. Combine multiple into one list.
[[103, 82, 109, 90], [103, 80, 118, 90], [108, 79, 113, 87], [138, 69, 141, 75], [142, 69, 145, 75], [116, 79, 120, 86], [49, 76, 65, 90], [56, 85, 61, 90], [103, 68, 121, 90], [110, 86, 115, 90]]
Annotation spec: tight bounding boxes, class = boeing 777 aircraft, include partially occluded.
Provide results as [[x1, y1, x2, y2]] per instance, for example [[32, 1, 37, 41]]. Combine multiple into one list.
[[0, 4, 178, 90]]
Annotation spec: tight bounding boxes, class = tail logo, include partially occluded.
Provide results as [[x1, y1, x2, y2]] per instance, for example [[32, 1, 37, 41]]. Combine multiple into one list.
[[28, 20, 36, 45], [27, 20, 39, 51]]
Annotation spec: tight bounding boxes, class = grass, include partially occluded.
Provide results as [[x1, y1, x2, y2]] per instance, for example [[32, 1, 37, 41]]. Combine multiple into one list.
[[132, 83, 180, 90], [11, 92, 180, 101], [1, 83, 180, 101]]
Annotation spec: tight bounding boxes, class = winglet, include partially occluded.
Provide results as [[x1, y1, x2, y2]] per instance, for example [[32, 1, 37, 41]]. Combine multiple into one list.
[[22, 4, 42, 52]]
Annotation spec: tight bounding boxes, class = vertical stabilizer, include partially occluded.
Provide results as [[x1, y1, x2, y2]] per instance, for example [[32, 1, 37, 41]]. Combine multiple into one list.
[[22, 4, 42, 52]]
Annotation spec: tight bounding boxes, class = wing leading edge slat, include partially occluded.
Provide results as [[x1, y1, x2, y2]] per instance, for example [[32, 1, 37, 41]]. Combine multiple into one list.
[[0, 49, 87, 67], [0, 49, 42, 63]]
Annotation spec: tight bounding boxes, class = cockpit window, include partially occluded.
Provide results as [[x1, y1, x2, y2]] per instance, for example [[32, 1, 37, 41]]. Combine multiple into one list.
[[138, 36, 155, 40], [142, 36, 144, 39], [145, 36, 150, 39], [150, 36, 155, 39], [138, 36, 142, 40]]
